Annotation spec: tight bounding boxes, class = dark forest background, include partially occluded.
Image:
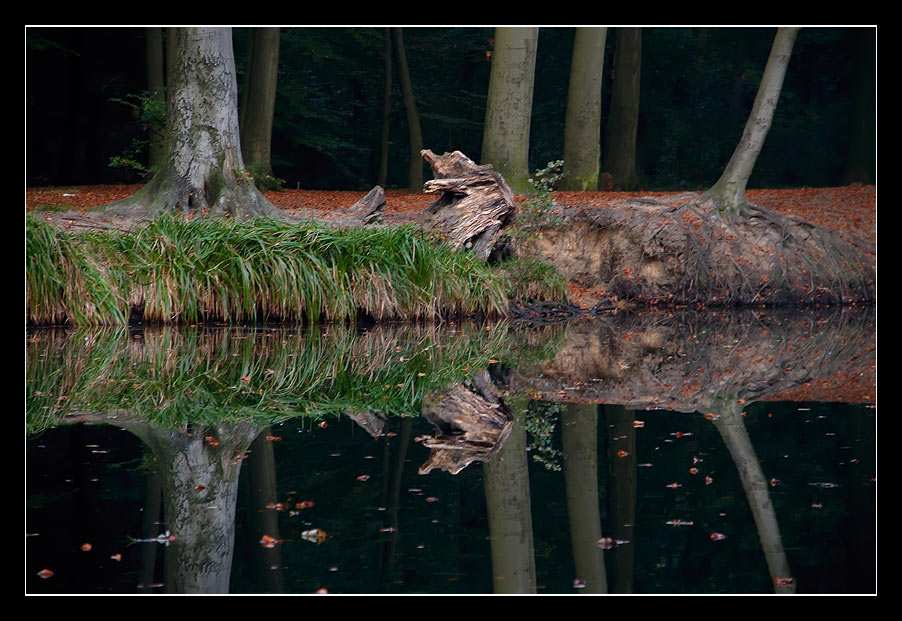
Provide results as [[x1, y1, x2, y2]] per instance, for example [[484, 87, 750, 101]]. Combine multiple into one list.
[[25, 26, 876, 192]]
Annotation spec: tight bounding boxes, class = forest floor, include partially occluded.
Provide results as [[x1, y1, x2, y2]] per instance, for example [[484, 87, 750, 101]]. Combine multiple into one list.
[[26, 183, 876, 403]]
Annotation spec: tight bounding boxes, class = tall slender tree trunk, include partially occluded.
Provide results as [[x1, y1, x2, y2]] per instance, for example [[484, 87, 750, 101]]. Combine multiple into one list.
[[377, 28, 392, 188], [604, 28, 642, 191], [481, 27, 539, 194], [392, 28, 423, 192], [705, 27, 800, 220], [239, 27, 280, 189], [145, 27, 165, 172], [561, 27, 607, 191]]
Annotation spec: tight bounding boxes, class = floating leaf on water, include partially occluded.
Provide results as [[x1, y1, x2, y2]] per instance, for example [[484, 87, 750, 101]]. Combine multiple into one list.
[[710, 532, 727, 541], [315, 587, 329, 594], [425, 496, 439, 503], [301, 528, 328, 544], [356, 474, 370, 482], [596, 537, 615, 550], [632, 420, 645, 428], [637, 463, 654, 468], [666, 482, 682, 489], [770, 478, 780, 487], [617, 450, 629, 458], [318, 421, 328, 429], [811, 503, 823, 509], [665, 519, 694, 527], [80, 543, 92, 551], [809, 482, 838, 489], [704, 413, 720, 420], [296, 500, 314, 510], [266, 435, 282, 442], [705, 476, 713, 485], [259, 534, 280, 548], [689, 467, 699, 475], [379, 526, 397, 533], [774, 576, 794, 587], [110, 553, 122, 561], [572, 578, 587, 589], [37, 569, 54, 579]]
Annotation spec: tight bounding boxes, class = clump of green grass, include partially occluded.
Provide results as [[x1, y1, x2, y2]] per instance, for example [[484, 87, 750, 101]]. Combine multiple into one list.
[[498, 255, 569, 302], [26, 215, 520, 326]]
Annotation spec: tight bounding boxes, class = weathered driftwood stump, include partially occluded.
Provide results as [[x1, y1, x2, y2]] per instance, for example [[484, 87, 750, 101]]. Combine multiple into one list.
[[418, 370, 514, 475], [420, 150, 516, 260]]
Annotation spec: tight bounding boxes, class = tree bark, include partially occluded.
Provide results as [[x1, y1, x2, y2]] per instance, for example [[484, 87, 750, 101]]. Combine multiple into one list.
[[239, 27, 281, 189], [604, 28, 642, 191], [481, 27, 539, 194], [377, 28, 392, 188], [561, 28, 607, 192], [101, 27, 283, 221], [392, 28, 424, 192], [706, 28, 800, 220], [145, 27, 165, 172], [421, 149, 516, 259]]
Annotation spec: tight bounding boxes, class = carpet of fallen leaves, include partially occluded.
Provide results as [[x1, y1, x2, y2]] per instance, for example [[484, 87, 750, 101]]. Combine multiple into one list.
[[25, 183, 877, 241], [26, 184, 876, 403]]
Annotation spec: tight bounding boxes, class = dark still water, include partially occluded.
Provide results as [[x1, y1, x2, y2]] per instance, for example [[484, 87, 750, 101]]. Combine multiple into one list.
[[26, 310, 876, 595]]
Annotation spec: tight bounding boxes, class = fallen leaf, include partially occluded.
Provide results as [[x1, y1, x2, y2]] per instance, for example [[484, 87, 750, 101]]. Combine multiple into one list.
[[37, 569, 54, 579], [710, 532, 727, 541]]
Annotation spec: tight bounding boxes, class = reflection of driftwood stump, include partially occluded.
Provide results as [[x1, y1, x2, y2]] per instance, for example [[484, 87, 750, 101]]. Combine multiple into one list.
[[421, 150, 515, 260], [419, 371, 513, 475]]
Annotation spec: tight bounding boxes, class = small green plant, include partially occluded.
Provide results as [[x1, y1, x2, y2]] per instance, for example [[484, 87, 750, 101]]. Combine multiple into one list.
[[245, 163, 286, 192], [107, 90, 166, 178], [512, 160, 565, 240], [522, 399, 563, 471]]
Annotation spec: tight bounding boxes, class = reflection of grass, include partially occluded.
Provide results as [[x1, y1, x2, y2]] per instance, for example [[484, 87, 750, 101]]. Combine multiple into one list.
[[27, 215, 521, 326], [26, 323, 561, 433]]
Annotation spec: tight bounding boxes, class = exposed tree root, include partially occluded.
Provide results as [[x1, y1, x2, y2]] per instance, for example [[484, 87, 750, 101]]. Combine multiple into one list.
[[521, 193, 874, 307]]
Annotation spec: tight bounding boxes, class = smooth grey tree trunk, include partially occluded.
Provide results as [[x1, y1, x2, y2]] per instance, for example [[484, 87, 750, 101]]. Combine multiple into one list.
[[604, 28, 642, 191], [392, 28, 423, 192], [481, 27, 539, 194], [706, 28, 800, 220], [239, 27, 280, 188], [561, 27, 607, 192]]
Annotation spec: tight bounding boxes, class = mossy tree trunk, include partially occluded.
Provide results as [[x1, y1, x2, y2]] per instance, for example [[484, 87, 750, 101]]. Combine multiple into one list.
[[103, 27, 283, 221], [481, 27, 539, 194], [239, 27, 281, 190], [561, 27, 607, 192]]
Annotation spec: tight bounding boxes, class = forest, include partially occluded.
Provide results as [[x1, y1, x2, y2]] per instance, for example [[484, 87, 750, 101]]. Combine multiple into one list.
[[26, 26, 875, 192]]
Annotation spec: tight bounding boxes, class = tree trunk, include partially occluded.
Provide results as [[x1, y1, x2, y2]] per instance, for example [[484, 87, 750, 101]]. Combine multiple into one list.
[[481, 27, 539, 194], [102, 27, 283, 221], [239, 27, 281, 190], [561, 27, 607, 191], [392, 28, 424, 192], [705, 28, 800, 220], [145, 27, 165, 172], [377, 28, 392, 188], [604, 28, 642, 191]]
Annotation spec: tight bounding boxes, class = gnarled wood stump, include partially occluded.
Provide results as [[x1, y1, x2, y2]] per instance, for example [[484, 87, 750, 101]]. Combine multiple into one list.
[[421, 150, 516, 260]]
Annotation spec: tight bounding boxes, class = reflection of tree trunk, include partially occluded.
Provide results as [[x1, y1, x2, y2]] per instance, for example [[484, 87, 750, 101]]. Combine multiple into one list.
[[378, 417, 413, 592], [483, 425, 536, 594], [138, 467, 163, 591], [712, 403, 795, 594], [561, 403, 607, 593], [245, 427, 284, 593], [127, 421, 260, 594], [602, 404, 636, 594]]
